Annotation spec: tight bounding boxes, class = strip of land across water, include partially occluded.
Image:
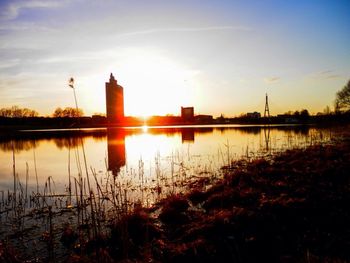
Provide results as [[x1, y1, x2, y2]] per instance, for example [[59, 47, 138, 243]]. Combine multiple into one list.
[[1, 112, 350, 132], [1, 125, 350, 262]]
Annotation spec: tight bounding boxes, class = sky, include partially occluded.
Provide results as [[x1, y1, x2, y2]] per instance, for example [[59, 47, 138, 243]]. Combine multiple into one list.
[[0, 0, 349, 117]]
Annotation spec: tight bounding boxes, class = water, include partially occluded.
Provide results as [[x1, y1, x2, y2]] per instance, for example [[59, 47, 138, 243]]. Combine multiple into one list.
[[0, 125, 330, 201]]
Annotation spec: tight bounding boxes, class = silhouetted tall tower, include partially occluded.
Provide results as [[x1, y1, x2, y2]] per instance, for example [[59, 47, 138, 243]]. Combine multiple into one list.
[[106, 73, 124, 123], [264, 93, 270, 118]]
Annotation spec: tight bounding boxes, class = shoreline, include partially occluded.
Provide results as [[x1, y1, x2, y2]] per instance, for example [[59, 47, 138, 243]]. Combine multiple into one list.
[[0, 122, 337, 140], [1, 112, 349, 134]]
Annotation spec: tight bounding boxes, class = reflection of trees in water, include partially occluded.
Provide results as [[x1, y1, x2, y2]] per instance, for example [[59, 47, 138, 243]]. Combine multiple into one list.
[[217, 126, 311, 136], [0, 128, 107, 152], [279, 126, 310, 137], [53, 134, 106, 149], [53, 132, 107, 149], [53, 137, 81, 149], [91, 134, 106, 142], [0, 134, 104, 153], [217, 127, 262, 135], [238, 127, 261, 135], [289, 126, 310, 135], [0, 140, 39, 153], [0, 126, 314, 155]]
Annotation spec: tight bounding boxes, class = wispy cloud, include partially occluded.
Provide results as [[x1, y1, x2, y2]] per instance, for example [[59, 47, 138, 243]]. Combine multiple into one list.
[[0, 22, 55, 32], [326, 74, 342, 79], [319, 70, 333, 75], [119, 26, 252, 37], [308, 70, 343, 80], [0, 0, 65, 21], [0, 58, 20, 70], [264, 77, 280, 84]]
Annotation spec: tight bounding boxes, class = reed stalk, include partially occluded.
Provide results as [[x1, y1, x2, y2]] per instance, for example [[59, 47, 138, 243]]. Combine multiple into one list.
[[33, 141, 39, 195], [12, 141, 16, 216], [68, 143, 72, 206]]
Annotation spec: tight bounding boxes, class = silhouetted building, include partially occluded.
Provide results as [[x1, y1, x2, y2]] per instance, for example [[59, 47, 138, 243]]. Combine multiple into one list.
[[195, 114, 213, 124], [107, 128, 126, 176], [106, 73, 124, 123], [181, 107, 194, 122]]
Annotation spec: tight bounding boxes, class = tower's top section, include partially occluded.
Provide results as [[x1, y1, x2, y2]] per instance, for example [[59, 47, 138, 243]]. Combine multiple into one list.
[[106, 72, 123, 90], [109, 73, 117, 85]]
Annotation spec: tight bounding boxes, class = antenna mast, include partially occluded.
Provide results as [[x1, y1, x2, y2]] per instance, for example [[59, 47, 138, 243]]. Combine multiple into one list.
[[264, 93, 270, 118]]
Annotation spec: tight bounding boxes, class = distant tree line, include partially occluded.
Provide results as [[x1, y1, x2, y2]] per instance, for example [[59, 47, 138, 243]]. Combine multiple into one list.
[[282, 79, 350, 117], [0, 106, 38, 117], [283, 109, 310, 117], [53, 107, 84, 117], [0, 106, 84, 118]]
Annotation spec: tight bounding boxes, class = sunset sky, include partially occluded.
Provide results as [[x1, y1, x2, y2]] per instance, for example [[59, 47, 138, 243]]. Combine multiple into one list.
[[0, 0, 349, 117]]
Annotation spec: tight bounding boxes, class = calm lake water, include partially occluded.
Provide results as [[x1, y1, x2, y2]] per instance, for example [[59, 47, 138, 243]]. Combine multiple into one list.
[[0, 125, 332, 205]]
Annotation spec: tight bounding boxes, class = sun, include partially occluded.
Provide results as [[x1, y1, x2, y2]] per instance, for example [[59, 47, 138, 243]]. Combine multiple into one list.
[[116, 50, 197, 117]]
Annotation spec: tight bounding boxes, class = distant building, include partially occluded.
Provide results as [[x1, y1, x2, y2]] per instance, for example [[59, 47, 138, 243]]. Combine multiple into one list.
[[246, 112, 261, 119], [195, 114, 213, 124], [181, 107, 194, 122], [106, 73, 124, 123]]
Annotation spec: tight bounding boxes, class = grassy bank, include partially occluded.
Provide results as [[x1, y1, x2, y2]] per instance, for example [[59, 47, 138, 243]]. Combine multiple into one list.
[[1, 130, 350, 262]]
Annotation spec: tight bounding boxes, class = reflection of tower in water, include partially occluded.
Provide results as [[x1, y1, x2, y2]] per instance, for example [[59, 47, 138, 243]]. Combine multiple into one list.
[[181, 129, 195, 143], [263, 128, 271, 152], [107, 128, 126, 176]]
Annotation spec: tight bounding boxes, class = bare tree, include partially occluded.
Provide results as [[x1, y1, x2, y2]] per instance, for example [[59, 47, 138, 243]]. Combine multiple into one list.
[[22, 108, 38, 117], [53, 107, 83, 117], [53, 107, 64, 117], [335, 80, 350, 112], [0, 106, 38, 117]]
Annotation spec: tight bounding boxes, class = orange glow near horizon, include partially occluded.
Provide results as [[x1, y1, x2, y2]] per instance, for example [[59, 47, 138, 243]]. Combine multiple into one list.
[[115, 51, 197, 118]]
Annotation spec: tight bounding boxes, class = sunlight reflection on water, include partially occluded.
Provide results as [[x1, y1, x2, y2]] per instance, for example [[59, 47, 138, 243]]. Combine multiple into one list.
[[0, 125, 331, 205]]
